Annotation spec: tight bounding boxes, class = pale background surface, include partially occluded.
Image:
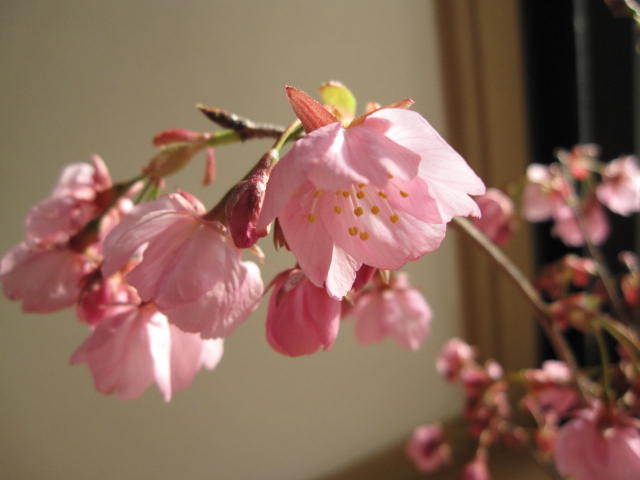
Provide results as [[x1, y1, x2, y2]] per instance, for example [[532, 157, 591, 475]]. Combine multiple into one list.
[[0, 1, 464, 479]]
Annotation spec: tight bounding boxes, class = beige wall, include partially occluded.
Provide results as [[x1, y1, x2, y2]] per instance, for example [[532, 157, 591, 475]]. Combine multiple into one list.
[[0, 1, 463, 479]]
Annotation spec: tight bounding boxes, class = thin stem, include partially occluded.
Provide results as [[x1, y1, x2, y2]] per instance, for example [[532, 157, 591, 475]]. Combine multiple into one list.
[[593, 326, 615, 404], [452, 217, 587, 393], [557, 162, 629, 324]]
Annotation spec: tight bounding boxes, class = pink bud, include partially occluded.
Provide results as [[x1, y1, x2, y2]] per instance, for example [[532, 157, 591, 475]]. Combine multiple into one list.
[[472, 188, 516, 246], [226, 150, 276, 249], [152, 128, 207, 146], [462, 454, 490, 480], [405, 424, 451, 473], [437, 338, 475, 381]]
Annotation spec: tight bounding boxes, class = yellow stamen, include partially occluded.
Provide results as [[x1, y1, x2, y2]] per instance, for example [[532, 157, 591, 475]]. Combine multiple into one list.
[[334, 206, 342, 214], [371, 205, 380, 214], [356, 190, 365, 199], [378, 191, 387, 199], [342, 191, 350, 198], [357, 183, 365, 188], [313, 190, 322, 198], [359, 232, 370, 241], [399, 191, 409, 198], [390, 213, 399, 223], [354, 206, 364, 216], [307, 213, 316, 223], [348, 226, 359, 236]]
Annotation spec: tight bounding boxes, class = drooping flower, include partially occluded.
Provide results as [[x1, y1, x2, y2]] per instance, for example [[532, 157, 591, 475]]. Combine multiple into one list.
[[597, 155, 640, 216], [76, 271, 140, 326], [522, 360, 578, 419], [0, 242, 95, 313], [26, 155, 112, 247], [101, 191, 263, 339], [471, 188, 516, 246], [265, 268, 341, 357], [555, 409, 640, 480], [551, 195, 610, 246], [351, 272, 431, 351], [405, 424, 451, 473], [257, 86, 485, 299], [522, 163, 569, 222], [71, 302, 223, 401], [436, 338, 475, 381]]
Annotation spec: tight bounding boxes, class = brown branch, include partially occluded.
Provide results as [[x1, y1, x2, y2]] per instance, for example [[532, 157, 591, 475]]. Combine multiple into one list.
[[197, 104, 286, 140]]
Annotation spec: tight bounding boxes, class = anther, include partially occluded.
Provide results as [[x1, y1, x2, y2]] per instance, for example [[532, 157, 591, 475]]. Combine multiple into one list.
[[390, 213, 399, 223], [342, 191, 350, 198], [334, 206, 342, 214], [307, 213, 316, 223], [354, 207, 364, 216], [378, 191, 388, 199], [313, 190, 322, 198], [356, 191, 365, 199], [371, 205, 380, 214], [399, 191, 409, 198], [359, 232, 370, 241], [348, 226, 359, 236]]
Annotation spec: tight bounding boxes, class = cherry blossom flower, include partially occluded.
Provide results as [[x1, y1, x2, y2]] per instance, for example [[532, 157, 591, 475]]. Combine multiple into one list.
[[0, 242, 95, 313], [471, 188, 516, 246], [76, 272, 140, 326], [351, 272, 431, 351], [101, 191, 263, 339], [71, 303, 223, 401], [265, 268, 341, 356], [522, 163, 569, 222], [555, 409, 640, 480], [551, 195, 610, 246], [522, 360, 578, 419], [258, 87, 484, 299], [436, 338, 475, 381], [405, 424, 451, 473], [26, 155, 112, 247], [597, 155, 640, 216]]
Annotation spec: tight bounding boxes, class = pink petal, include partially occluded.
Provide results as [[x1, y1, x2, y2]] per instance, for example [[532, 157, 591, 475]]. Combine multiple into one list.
[[101, 197, 178, 276], [163, 261, 263, 339], [365, 108, 485, 220]]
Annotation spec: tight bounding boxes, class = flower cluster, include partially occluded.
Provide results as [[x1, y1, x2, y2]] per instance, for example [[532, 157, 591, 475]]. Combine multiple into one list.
[[1, 82, 484, 400]]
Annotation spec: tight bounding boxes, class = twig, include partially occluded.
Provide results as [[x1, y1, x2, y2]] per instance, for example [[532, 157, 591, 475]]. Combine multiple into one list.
[[452, 217, 589, 395], [198, 104, 286, 140]]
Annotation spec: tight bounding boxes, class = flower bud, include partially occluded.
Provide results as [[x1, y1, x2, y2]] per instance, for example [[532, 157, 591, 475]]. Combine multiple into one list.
[[226, 149, 277, 249]]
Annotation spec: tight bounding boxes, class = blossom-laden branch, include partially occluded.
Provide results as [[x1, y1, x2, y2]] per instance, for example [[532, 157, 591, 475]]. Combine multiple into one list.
[[452, 217, 584, 387]]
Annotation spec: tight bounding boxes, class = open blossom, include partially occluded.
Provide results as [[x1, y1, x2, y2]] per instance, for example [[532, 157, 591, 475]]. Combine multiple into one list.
[[522, 163, 569, 222], [0, 242, 95, 313], [405, 424, 451, 473], [26, 155, 112, 247], [265, 268, 341, 356], [597, 155, 640, 216], [257, 87, 484, 299], [522, 360, 578, 419], [71, 303, 223, 401], [551, 195, 610, 246], [102, 191, 263, 339], [555, 409, 640, 480], [471, 188, 516, 246], [352, 272, 431, 351]]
